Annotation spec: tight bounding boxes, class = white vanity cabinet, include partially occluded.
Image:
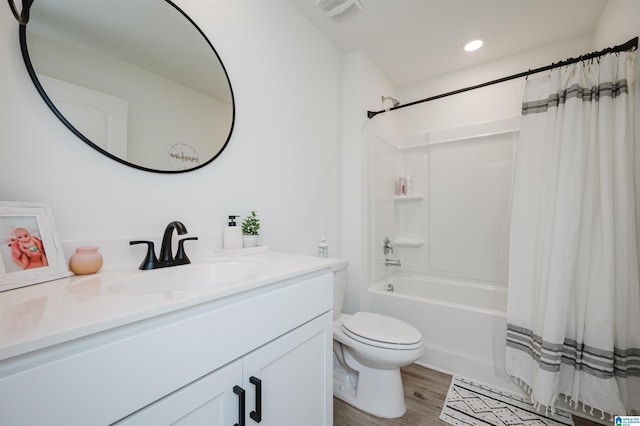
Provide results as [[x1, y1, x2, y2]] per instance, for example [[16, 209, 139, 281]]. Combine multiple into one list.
[[117, 358, 242, 425], [117, 313, 330, 425], [0, 270, 333, 426]]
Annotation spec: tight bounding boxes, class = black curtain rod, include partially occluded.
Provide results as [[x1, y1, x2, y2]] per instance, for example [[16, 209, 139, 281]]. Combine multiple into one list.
[[367, 36, 638, 119]]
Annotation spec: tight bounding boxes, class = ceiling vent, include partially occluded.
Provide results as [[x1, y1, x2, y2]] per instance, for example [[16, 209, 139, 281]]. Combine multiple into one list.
[[316, 0, 363, 22]]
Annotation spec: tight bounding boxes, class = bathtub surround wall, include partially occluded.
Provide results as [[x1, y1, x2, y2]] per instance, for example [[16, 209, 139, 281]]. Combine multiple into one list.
[[368, 124, 517, 287], [366, 132, 402, 282], [1, 1, 341, 264]]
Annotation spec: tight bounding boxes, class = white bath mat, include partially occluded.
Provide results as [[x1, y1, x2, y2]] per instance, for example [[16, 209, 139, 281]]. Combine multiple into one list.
[[440, 376, 574, 426]]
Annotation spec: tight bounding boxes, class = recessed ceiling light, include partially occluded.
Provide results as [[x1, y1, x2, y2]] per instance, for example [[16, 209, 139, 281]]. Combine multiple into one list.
[[464, 38, 485, 52]]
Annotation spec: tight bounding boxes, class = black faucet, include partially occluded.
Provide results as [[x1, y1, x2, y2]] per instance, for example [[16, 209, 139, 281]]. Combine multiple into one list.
[[130, 221, 198, 270], [160, 221, 187, 262]]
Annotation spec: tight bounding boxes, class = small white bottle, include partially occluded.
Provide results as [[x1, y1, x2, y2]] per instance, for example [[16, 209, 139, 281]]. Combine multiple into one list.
[[222, 215, 243, 250], [318, 236, 328, 258], [405, 175, 413, 194]]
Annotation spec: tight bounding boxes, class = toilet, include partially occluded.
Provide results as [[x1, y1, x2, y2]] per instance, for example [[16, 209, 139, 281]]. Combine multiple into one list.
[[332, 265, 424, 418]]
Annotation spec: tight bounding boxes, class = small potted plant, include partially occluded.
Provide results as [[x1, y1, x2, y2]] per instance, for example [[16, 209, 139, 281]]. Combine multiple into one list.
[[241, 210, 260, 248]]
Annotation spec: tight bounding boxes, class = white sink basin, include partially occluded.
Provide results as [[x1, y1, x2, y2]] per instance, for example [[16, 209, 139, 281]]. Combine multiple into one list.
[[104, 261, 260, 294]]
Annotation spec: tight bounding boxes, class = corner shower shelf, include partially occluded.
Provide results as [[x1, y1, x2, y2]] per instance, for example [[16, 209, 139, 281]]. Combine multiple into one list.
[[393, 193, 424, 201], [393, 238, 424, 247]]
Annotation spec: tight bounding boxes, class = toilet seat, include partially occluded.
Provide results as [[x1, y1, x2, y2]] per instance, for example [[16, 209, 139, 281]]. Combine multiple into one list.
[[341, 312, 423, 350]]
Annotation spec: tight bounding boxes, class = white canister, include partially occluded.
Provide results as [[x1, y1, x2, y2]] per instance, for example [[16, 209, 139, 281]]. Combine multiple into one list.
[[405, 175, 413, 194]]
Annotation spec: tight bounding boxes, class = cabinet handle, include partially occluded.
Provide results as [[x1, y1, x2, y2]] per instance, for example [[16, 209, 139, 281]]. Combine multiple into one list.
[[249, 376, 262, 423], [233, 385, 245, 426]]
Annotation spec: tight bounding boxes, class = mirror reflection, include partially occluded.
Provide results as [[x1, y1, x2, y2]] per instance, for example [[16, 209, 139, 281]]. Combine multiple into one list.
[[21, 0, 235, 173]]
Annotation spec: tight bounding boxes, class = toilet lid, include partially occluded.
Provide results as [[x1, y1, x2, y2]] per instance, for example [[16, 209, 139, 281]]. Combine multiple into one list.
[[342, 312, 422, 347]]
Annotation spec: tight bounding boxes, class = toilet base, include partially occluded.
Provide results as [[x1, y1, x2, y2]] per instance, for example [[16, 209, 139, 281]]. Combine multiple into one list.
[[333, 350, 407, 418]]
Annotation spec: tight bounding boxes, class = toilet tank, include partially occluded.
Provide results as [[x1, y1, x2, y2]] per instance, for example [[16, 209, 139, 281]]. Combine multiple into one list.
[[333, 267, 347, 315]]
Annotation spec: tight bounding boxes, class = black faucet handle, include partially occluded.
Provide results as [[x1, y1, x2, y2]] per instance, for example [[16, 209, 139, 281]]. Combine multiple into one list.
[[130, 240, 159, 270], [176, 237, 198, 263]]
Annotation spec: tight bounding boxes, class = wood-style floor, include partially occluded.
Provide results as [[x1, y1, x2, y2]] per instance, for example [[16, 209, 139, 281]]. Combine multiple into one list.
[[333, 364, 603, 426]]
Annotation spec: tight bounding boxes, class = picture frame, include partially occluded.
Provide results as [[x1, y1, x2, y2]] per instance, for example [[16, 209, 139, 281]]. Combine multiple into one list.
[[0, 201, 70, 292]]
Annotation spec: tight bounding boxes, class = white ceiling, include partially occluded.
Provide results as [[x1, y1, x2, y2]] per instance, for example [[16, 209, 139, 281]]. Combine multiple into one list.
[[288, 0, 609, 87]]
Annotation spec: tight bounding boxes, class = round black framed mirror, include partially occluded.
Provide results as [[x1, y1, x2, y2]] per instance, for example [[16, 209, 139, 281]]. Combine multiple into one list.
[[19, 0, 235, 173]]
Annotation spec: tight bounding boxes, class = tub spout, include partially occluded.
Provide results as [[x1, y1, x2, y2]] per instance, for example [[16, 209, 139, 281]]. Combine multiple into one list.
[[385, 258, 401, 267]]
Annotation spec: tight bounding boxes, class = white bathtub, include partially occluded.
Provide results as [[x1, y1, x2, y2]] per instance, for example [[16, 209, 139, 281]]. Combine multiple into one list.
[[367, 274, 517, 391]]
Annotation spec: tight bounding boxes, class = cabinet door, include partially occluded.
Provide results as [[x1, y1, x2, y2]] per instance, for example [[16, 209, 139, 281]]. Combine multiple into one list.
[[242, 313, 332, 426], [115, 360, 243, 426]]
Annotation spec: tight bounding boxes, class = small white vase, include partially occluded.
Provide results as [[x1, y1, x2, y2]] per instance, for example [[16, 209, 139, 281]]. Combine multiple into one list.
[[242, 235, 258, 248]]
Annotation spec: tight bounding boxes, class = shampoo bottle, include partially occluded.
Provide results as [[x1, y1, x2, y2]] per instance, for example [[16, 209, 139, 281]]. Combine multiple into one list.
[[223, 215, 243, 249]]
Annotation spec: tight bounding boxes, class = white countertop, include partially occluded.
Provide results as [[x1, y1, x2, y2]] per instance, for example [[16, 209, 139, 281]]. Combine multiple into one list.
[[0, 252, 345, 361]]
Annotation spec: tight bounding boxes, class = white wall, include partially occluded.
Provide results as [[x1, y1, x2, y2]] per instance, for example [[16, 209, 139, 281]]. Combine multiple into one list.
[[0, 0, 342, 268], [594, 0, 640, 49], [340, 50, 397, 313]]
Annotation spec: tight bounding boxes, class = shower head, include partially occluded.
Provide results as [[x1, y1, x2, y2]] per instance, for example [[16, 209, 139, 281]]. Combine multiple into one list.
[[381, 96, 400, 108]]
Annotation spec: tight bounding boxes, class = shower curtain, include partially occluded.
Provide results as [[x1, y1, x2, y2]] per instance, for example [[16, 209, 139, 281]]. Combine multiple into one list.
[[505, 51, 640, 417]]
